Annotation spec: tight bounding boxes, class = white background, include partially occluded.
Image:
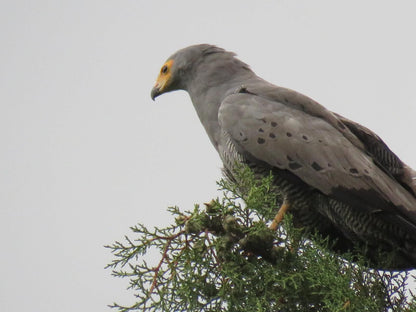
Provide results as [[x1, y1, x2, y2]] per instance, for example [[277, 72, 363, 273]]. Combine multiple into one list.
[[1, 1, 416, 311]]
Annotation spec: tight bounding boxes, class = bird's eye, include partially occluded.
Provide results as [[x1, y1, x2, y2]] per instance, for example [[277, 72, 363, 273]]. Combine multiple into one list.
[[161, 65, 168, 74]]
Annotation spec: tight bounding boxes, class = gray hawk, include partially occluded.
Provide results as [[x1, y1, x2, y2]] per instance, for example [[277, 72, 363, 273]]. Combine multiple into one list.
[[151, 44, 416, 270]]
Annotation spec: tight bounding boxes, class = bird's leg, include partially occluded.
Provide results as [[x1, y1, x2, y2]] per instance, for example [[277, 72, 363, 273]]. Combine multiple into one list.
[[269, 200, 290, 231]]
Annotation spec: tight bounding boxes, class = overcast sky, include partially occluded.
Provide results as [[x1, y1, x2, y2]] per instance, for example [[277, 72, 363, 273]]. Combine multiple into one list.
[[1, 1, 416, 311]]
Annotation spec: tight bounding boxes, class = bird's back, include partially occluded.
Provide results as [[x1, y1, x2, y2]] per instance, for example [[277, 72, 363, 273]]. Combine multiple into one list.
[[218, 80, 416, 269]]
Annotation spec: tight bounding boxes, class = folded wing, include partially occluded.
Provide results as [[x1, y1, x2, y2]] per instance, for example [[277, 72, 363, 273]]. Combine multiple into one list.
[[219, 92, 416, 231]]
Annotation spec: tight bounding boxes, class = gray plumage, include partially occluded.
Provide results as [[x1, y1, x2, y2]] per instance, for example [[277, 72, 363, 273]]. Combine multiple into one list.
[[151, 44, 416, 270]]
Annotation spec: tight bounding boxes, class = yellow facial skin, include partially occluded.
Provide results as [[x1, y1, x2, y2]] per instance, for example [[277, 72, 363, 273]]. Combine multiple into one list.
[[153, 59, 174, 92]]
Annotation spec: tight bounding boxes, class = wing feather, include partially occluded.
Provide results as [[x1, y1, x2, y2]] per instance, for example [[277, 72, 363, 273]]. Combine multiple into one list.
[[335, 113, 416, 196], [218, 92, 416, 224]]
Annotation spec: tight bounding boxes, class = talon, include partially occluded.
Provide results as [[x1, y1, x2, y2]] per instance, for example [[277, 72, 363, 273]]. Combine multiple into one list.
[[269, 200, 290, 231]]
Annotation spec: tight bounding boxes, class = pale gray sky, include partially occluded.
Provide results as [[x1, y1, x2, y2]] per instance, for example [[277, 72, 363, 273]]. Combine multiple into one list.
[[1, 1, 416, 311]]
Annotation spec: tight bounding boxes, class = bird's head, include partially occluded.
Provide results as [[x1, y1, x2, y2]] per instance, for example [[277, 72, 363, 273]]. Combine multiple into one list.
[[151, 44, 224, 100], [151, 44, 249, 101], [150, 56, 181, 101]]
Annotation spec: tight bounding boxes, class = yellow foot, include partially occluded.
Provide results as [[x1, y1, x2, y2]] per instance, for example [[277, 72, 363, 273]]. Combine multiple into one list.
[[269, 200, 290, 231]]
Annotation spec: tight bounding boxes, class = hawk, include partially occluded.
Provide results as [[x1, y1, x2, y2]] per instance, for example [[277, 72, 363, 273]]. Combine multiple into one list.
[[151, 44, 416, 270]]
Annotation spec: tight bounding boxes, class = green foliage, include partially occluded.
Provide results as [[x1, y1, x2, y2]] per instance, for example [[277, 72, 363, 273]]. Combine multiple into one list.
[[106, 166, 416, 311]]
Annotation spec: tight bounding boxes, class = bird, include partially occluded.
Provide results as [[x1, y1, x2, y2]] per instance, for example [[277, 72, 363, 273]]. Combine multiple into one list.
[[151, 44, 416, 270]]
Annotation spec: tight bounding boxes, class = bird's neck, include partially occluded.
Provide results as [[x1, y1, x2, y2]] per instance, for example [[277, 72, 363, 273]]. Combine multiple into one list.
[[186, 63, 255, 150]]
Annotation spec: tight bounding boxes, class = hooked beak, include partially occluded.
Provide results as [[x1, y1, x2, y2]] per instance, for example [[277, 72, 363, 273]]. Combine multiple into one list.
[[151, 84, 161, 101]]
